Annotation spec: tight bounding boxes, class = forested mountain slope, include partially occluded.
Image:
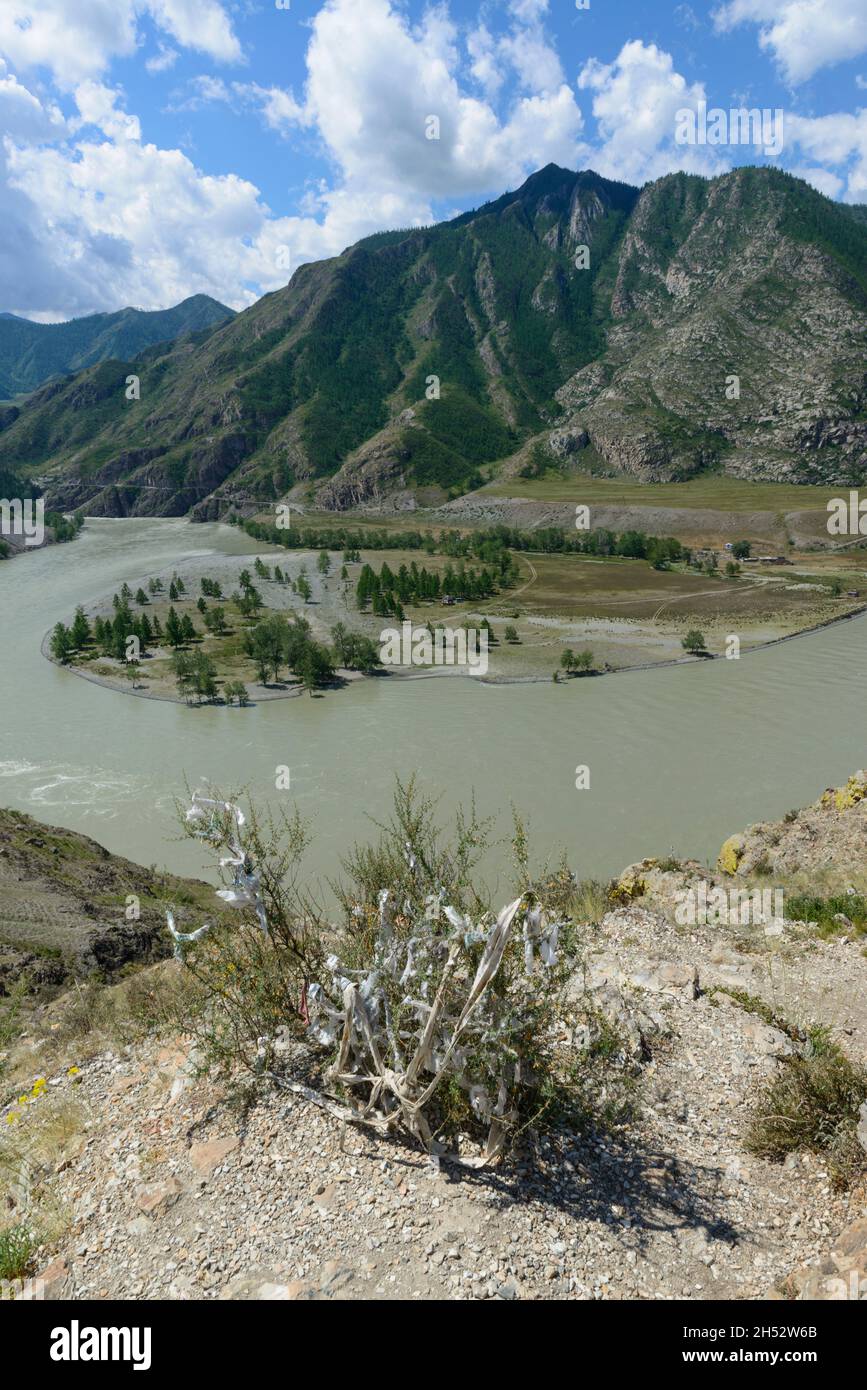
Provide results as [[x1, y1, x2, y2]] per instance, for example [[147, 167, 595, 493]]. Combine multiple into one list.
[[0, 165, 864, 519], [0, 295, 235, 402]]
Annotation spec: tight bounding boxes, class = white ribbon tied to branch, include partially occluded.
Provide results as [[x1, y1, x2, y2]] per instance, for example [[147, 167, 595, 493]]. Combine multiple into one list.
[[168, 791, 564, 1167], [305, 890, 564, 1166], [166, 792, 268, 957]]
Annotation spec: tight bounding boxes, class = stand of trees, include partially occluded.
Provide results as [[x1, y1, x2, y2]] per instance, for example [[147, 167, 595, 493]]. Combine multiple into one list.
[[235, 515, 690, 573], [330, 623, 382, 672], [560, 648, 594, 675], [355, 558, 505, 614], [172, 651, 218, 704], [243, 612, 335, 693], [51, 578, 347, 699]]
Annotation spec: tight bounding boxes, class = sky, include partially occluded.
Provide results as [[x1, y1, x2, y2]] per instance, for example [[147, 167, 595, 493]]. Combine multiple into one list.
[[1, 0, 866, 321]]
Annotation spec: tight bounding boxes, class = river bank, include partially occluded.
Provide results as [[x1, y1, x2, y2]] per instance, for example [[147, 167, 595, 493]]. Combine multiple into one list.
[[37, 530, 867, 704], [41, 587, 867, 706]]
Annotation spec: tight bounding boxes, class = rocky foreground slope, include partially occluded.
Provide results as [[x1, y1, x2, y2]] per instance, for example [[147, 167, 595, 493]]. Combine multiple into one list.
[[2, 777, 866, 1302], [1, 165, 865, 520]]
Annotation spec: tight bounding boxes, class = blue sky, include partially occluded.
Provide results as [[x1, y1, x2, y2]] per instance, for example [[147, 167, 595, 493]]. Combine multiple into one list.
[[1, 0, 865, 319]]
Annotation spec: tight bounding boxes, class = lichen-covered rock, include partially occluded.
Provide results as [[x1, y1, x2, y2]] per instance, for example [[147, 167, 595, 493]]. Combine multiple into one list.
[[822, 770, 867, 812], [608, 863, 650, 903], [717, 834, 745, 877], [719, 770, 867, 878]]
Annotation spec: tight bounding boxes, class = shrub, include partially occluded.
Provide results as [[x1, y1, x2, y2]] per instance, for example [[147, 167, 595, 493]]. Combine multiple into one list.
[[785, 892, 867, 937], [0, 1224, 35, 1281], [745, 1037, 867, 1189], [223, 680, 250, 707], [169, 780, 597, 1163], [166, 795, 324, 1079], [570, 878, 611, 923]]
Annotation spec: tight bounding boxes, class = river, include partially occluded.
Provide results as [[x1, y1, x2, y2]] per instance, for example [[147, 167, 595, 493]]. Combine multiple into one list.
[[0, 517, 863, 899]]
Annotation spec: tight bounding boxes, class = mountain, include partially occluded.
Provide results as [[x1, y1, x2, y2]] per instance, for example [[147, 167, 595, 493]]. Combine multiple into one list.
[[0, 165, 865, 519], [0, 295, 235, 401]]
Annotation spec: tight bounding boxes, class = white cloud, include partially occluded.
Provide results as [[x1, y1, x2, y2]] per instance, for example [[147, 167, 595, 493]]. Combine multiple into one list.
[[0, 64, 66, 142], [467, 0, 563, 99], [0, 0, 592, 319], [74, 81, 141, 142], [511, 0, 550, 20], [578, 41, 728, 184], [0, 71, 118, 318], [0, 1, 138, 86], [499, 28, 564, 96], [674, 4, 701, 31], [241, 84, 307, 133], [168, 77, 306, 131], [169, 75, 234, 112], [146, 43, 179, 75], [265, 0, 586, 199], [0, 58, 438, 318], [0, 0, 241, 88], [713, 0, 867, 85], [6, 135, 270, 315], [788, 164, 845, 199], [146, 0, 242, 65], [467, 25, 502, 100], [0, 0, 863, 324], [786, 110, 867, 201]]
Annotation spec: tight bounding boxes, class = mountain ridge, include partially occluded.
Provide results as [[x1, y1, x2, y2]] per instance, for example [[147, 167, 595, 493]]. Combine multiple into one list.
[[0, 165, 865, 519], [0, 294, 235, 401]]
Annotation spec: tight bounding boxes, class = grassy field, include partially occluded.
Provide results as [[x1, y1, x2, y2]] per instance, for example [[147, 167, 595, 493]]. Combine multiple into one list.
[[280, 481, 861, 560], [481, 472, 846, 513], [413, 550, 859, 626]]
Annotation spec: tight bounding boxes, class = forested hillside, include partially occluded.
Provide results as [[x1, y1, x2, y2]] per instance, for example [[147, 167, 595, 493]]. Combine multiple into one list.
[[0, 295, 234, 401], [0, 165, 865, 519]]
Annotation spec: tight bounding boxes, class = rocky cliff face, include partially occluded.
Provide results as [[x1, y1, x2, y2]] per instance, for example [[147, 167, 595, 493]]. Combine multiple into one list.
[[557, 169, 867, 483], [1, 165, 865, 517], [717, 769, 867, 879]]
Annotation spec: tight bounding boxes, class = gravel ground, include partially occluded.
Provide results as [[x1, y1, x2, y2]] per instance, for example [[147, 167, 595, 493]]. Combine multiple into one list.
[[9, 902, 865, 1302]]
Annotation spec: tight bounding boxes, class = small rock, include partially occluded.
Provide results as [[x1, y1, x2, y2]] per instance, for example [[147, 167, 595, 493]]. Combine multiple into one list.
[[21, 1257, 71, 1301], [135, 1178, 183, 1216], [189, 1136, 240, 1176], [628, 963, 699, 999]]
